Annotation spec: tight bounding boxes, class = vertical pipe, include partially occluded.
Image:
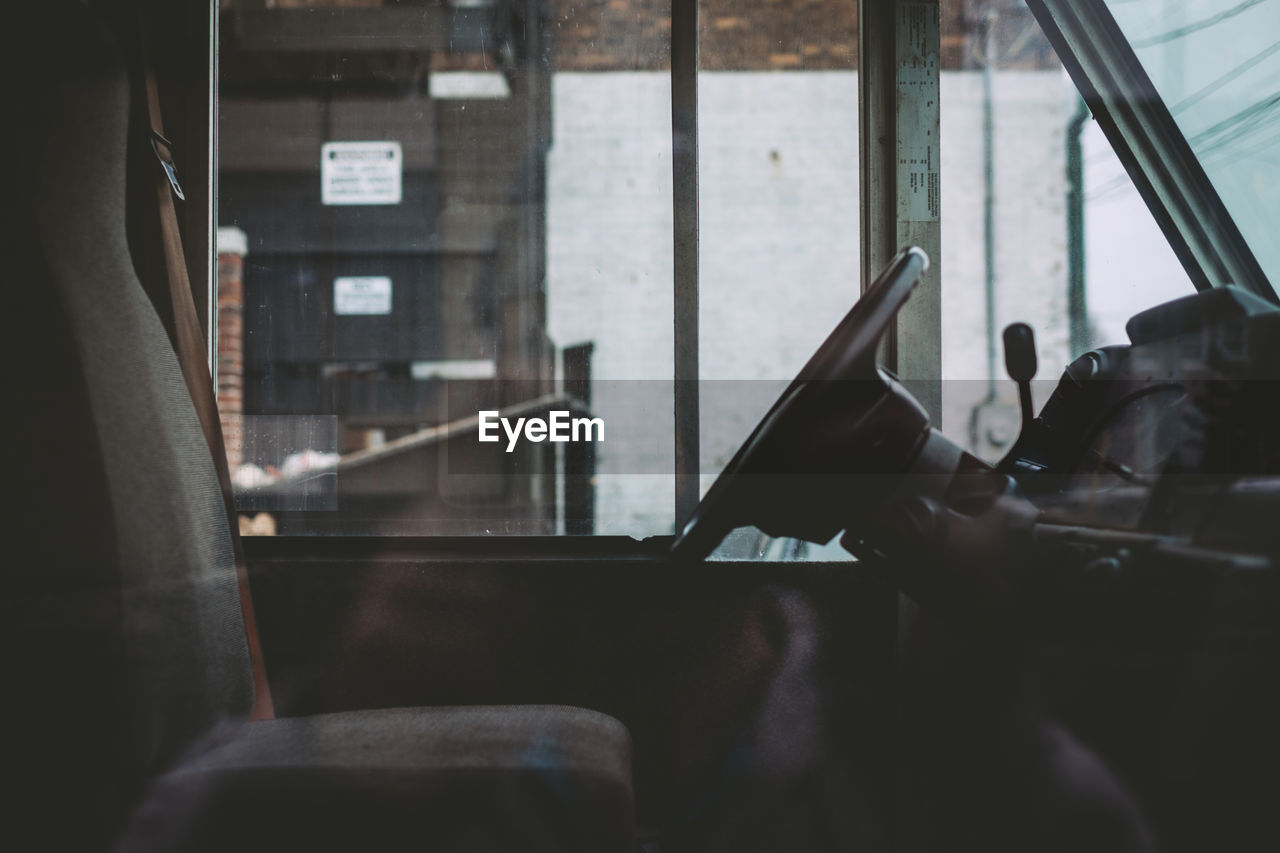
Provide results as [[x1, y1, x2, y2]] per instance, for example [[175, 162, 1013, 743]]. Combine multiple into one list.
[[207, 0, 219, 372], [1067, 96, 1089, 355], [671, 0, 700, 528], [982, 11, 997, 399]]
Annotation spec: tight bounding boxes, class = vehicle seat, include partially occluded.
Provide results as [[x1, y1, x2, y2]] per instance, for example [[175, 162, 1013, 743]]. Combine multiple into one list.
[[3, 5, 633, 851]]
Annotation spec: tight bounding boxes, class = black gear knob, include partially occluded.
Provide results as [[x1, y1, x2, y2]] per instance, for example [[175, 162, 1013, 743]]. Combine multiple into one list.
[[1003, 323, 1038, 383], [1003, 323, 1038, 432]]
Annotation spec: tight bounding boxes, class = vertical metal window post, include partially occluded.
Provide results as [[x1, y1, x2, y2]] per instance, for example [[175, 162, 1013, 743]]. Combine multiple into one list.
[[860, 1, 942, 421], [203, 0, 218, 373], [672, 0, 701, 528], [860, 4, 943, 853]]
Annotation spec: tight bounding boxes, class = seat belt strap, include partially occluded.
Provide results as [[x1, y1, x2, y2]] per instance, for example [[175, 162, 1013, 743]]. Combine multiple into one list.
[[138, 13, 275, 722]]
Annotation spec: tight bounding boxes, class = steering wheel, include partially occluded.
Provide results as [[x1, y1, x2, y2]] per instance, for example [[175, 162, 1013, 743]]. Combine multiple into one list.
[[671, 247, 935, 561]]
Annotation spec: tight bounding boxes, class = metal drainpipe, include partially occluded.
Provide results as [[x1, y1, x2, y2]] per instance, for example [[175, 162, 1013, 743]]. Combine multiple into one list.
[[969, 11, 1000, 450], [982, 11, 997, 401], [1067, 96, 1090, 356]]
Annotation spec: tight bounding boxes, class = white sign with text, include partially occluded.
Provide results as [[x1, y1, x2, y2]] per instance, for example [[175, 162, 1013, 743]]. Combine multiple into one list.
[[321, 141, 402, 205], [334, 276, 392, 316]]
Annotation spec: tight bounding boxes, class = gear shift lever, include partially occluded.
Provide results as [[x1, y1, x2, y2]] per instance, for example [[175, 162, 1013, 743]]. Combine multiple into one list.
[[1003, 323, 1038, 435]]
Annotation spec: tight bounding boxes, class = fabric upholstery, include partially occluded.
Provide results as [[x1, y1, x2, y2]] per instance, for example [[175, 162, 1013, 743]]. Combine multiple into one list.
[[121, 705, 634, 853], [33, 6, 255, 766]]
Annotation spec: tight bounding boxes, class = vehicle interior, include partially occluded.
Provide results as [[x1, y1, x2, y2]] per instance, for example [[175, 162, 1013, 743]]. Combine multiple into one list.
[[6, 1, 1280, 851]]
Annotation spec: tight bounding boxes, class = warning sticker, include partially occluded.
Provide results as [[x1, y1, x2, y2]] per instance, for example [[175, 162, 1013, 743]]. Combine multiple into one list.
[[321, 141, 402, 206], [896, 4, 940, 223]]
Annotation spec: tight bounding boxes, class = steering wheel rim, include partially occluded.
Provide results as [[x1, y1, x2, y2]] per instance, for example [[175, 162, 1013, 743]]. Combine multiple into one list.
[[670, 246, 932, 561]]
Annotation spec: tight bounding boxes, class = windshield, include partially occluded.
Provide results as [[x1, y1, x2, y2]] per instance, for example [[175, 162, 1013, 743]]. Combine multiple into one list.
[[1103, 0, 1280, 286]]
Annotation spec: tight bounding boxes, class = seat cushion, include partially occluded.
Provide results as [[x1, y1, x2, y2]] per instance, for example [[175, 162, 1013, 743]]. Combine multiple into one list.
[[120, 705, 634, 853]]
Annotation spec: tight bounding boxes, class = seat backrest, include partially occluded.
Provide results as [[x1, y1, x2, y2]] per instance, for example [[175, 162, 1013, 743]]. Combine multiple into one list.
[[4, 4, 252, 844]]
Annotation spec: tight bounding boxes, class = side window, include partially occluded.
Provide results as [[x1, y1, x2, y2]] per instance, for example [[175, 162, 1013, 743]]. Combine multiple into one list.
[[217, 1, 1195, 541]]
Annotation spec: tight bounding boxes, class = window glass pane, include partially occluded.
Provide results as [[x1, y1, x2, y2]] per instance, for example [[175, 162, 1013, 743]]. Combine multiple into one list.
[[696, 1, 860, 560], [217, 0, 673, 536], [938, 0, 1192, 464], [1104, 0, 1280, 288], [547, 2, 676, 538], [216, 1, 1206, 540]]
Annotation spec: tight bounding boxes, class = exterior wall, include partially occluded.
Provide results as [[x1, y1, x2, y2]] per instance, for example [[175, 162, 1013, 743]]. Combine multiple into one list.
[[249, 1, 1052, 73], [546, 74, 676, 536], [546, 0, 1051, 72], [939, 71, 1073, 455]]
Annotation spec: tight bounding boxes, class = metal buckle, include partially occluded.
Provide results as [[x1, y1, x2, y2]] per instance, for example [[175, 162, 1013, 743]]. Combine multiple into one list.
[[149, 129, 185, 201]]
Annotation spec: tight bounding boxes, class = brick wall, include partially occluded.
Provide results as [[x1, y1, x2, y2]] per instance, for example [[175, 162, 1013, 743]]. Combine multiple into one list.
[[227, 1, 1054, 71], [216, 228, 248, 470], [548, 0, 1050, 71]]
